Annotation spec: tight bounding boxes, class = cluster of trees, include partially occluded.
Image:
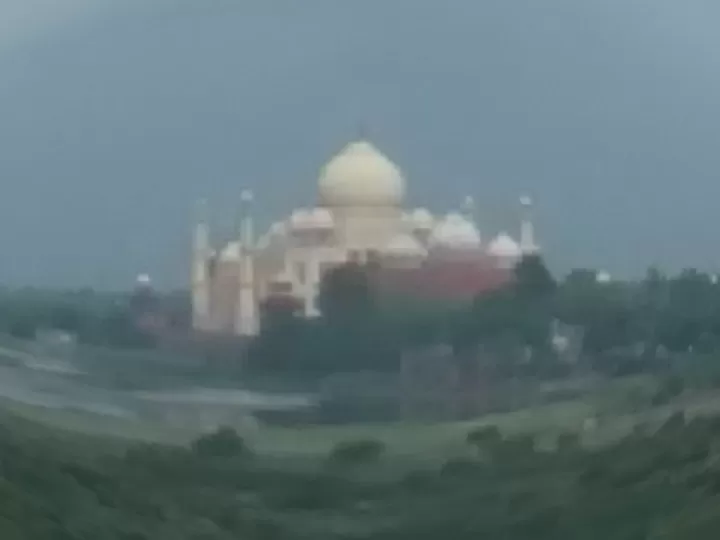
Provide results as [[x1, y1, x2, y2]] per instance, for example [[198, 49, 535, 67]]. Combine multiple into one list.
[[248, 258, 720, 377], [246, 256, 556, 376], [3, 259, 720, 372], [556, 267, 720, 355], [0, 288, 157, 349], [3, 407, 720, 538]]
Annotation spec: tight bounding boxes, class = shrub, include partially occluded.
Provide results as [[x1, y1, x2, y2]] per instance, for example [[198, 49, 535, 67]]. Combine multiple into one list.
[[191, 427, 249, 459], [556, 432, 580, 453], [327, 439, 385, 467], [466, 425, 502, 448], [500, 434, 537, 461]]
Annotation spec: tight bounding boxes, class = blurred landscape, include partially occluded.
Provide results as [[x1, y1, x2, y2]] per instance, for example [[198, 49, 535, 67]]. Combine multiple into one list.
[[3, 1, 720, 538]]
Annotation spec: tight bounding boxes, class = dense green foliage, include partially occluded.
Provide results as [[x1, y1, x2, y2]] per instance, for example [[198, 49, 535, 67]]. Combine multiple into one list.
[[4, 260, 720, 376], [4, 412, 720, 538], [327, 439, 386, 467], [248, 259, 720, 377], [0, 288, 190, 349]]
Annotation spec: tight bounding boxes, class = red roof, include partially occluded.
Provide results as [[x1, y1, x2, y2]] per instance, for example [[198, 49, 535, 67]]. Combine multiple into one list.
[[372, 257, 510, 303]]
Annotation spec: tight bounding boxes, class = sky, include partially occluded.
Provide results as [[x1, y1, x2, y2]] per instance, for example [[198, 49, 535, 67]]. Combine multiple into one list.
[[0, 0, 719, 289]]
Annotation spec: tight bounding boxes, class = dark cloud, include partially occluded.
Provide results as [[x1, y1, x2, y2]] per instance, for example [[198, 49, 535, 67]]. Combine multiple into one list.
[[0, 1, 719, 288]]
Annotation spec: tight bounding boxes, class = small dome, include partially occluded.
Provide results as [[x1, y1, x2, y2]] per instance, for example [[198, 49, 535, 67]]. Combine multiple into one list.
[[409, 208, 434, 230], [384, 233, 427, 257], [219, 241, 241, 261], [318, 140, 405, 207], [488, 233, 521, 258], [290, 208, 313, 229], [309, 207, 334, 229], [269, 221, 287, 235], [429, 212, 481, 249]]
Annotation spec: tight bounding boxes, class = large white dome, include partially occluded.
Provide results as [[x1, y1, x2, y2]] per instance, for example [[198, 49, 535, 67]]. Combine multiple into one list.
[[318, 140, 406, 207]]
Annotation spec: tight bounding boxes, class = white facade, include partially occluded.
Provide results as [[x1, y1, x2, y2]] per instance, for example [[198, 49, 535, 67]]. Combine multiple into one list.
[[191, 139, 539, 336]]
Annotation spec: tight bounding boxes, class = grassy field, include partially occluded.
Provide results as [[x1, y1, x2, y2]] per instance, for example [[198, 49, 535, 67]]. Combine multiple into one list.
[[0, 388, 655, 454], [3, 371, 720, 467]]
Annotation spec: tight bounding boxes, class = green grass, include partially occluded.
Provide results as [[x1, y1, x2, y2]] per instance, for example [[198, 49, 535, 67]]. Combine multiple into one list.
[[5, 373, 720, 464], [0, 397, 194, 446], [0, 395, 599, 461]]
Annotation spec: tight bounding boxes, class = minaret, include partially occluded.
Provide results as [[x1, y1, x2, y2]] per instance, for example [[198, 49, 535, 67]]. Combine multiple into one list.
[[461, 195, 475, 218], [191, 199, 211, 332], [519, 195, 537, 254], [461, 195, 480, 244], [235, 189, 258, 337]]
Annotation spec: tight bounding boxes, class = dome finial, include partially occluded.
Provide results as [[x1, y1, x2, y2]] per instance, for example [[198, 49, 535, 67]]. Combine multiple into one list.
[[355, 120, 369, 141]]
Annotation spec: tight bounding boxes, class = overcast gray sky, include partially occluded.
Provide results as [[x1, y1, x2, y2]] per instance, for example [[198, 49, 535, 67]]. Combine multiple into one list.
[[0, 0, 719, 289]]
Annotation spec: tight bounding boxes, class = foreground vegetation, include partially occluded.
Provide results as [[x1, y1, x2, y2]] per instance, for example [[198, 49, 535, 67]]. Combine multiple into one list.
[[3, 407, 720, 539], [5, 258, 720, 378], [5, 258, 720, 537]]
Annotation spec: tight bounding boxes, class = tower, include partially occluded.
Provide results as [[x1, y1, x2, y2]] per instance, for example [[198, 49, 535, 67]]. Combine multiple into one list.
[[519, 195, 538, 254], [191, 199, 211, 331], [234, 189, 259, 336], [461, 195, 476, 219]]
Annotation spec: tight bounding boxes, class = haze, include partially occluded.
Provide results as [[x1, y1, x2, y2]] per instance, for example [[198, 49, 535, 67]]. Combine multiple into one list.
[[1, 0, 719, 289]]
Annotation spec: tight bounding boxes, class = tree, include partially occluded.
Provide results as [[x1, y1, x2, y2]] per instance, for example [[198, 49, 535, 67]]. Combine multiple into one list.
[[317, 262, 376, 323], [514, 254, 557, 301], [327, 439, 385, 467], [554, 269, 636, 353], [48, 304, 83, 333], [657, 269, 717, 352], [246, 296, 312, 374], [191, 427, 249, 459]]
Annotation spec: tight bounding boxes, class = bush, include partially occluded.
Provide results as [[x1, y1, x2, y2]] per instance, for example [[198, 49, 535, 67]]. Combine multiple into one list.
[[327, 439, 385, 467], [556, 432, 581, 453], [466, 425, 502, 448], [500, 434, 537, 461], [191, 427, 249, 459]]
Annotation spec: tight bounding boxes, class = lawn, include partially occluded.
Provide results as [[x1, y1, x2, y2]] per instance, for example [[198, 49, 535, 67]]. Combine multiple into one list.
[[3, 372, 719, 463]]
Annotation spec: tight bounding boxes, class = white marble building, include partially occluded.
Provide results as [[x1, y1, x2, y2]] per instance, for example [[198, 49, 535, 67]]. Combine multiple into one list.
[[191, 139, 538, 336]]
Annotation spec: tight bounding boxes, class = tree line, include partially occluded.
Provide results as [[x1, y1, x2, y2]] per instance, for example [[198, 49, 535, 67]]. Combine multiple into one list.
[[247, 258, 720, 376], [3, 260, 720, 372], [0, 288, 158, 349]]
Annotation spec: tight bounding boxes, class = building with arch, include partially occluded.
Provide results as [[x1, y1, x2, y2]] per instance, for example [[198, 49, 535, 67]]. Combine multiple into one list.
[[191, 139, 539, 336]]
